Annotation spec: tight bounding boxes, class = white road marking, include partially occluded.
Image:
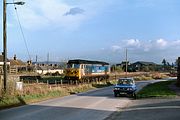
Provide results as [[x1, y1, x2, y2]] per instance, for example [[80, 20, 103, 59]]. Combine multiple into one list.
[[122, 106, 180, 112]]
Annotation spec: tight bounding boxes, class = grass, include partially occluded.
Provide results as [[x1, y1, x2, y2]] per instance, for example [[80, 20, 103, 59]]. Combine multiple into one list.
[[0, 80, 115, 110], [40, 76, 64, 84], [137, 80, 176, 98], [134, 75, 153, 81], [134, 73, 169, 81]]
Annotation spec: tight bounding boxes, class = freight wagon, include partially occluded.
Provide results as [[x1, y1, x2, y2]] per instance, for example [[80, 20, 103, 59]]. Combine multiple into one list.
[[64, 59, 110, 83]]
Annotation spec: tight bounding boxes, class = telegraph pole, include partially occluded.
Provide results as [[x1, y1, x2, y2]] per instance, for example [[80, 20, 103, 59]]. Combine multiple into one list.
[[47, 53, 49, 72], [2, 0, 25, 92], [3, 0, 7, 91], [125, 48, 128, 77]]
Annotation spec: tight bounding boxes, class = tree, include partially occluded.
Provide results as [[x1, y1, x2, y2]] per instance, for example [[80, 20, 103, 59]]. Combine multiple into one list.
[[162, 59, 167, 66], [167, 62, 170, 66], [175, 59, 178, 66], [177, 57, 180, 87]]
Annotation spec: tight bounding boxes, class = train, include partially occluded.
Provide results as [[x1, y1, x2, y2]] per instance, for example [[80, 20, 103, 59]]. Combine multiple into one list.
[[64, 59, 110, 83]]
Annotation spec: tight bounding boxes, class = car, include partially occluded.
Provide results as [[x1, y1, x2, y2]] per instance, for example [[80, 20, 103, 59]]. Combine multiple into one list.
[[113, 78, 137, 98]]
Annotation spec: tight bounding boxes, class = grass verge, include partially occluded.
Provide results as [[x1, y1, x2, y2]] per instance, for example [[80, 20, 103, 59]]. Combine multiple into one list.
[[0, 80, 115, 110], [137, 80, 176, 98]]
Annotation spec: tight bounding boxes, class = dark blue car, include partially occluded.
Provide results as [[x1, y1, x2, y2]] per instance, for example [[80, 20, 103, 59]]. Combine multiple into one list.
[[113, 78, 137, 98]]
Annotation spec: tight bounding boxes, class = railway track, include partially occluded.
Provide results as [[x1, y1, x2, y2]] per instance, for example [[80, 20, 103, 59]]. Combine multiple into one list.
[[22, 72, 149, 88]]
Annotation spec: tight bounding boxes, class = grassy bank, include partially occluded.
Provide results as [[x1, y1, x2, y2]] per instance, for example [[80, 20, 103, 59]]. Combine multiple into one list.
[[137, 80, 176, 98], [0, 80, 115, 110], [134, 72, 168, 81]]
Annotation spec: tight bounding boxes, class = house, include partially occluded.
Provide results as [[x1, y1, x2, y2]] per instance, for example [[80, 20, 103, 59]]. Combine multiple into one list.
[[131, 61, 157, 71], [0, 54, 10, 74], [9, 55, 27, 74], [34, 62, 64, 75], [116, 61, 130, 67]]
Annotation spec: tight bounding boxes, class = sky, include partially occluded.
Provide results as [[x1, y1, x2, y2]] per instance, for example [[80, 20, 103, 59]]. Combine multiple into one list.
[[1, 0, 180, 64]]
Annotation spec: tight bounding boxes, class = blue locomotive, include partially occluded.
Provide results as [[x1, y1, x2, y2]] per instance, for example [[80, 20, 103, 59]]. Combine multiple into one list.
[[64, 59, 110, 82]]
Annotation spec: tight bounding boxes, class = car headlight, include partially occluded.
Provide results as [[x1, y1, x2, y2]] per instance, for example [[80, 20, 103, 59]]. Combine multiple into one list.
[[126, 88, 133, 91], [129, 88, 133, 91], [114, 88, 119, 90]]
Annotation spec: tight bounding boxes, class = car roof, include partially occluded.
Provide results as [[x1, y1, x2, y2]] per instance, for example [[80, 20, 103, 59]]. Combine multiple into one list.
[[118, 78, 134, 80]]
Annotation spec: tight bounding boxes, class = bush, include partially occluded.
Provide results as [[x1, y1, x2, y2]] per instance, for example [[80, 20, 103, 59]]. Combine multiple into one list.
[[151, 73, 168, 79], [134, 75, 153, 81]]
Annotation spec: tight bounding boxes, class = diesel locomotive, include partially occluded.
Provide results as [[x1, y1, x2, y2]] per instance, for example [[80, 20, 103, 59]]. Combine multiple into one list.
[[64, 59, 110, 82]]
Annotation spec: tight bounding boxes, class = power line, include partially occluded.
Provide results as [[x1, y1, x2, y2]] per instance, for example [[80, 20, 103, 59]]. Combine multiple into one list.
[[13, 0, 31, 61]]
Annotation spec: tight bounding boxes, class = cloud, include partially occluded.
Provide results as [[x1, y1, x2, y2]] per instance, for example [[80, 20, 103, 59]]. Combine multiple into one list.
[[110, 39, 180, 63], [156, 38, 167, 48], [111, 39, 141, 51], [111, 38, 173, 52], [15, 0, 78, 30], [13, 0, 112, 30], [126, 39, 141, 47], [111, 45, 121, 52], [64, 7, 85, 16]]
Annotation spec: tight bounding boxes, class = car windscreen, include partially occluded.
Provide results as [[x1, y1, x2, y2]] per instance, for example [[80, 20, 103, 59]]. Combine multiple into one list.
[[117, 79, 134, 85]]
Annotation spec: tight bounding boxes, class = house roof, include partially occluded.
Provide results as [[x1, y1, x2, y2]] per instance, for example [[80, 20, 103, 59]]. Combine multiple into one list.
[[9, 59, 26, 66], [133, 61, 156, 66], [0, 55, 10, 62]]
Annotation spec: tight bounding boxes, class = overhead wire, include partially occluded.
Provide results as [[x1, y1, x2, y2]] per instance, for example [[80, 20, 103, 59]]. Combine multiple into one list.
[[12, 0, 31, 61]]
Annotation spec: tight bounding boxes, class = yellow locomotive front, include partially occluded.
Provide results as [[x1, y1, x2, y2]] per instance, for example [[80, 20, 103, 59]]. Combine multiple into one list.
[[65, 63, 81, 80]]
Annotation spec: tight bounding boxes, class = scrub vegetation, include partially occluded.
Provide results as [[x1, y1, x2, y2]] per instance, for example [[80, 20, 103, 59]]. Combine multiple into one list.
[[134, 72, 168, 81], [0, 80, 115, 110]]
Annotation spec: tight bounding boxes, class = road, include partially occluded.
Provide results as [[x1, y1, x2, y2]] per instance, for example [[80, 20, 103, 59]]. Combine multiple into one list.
[[106, 98, 180, 120], [0, 80, 168, 120]]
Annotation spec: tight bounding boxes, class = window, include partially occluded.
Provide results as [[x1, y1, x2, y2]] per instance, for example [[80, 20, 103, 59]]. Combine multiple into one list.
[[117, 79, 134, 85]]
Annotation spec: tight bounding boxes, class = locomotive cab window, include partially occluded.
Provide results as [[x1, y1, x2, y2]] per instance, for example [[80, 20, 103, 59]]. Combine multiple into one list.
[[67, 64, 73, 68], [67, 64, 80, 68], [73, 64, 80, 68]]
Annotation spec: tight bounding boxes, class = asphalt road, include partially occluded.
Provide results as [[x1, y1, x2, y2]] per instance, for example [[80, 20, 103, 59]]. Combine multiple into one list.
[[0, 80, 168, 120], [106, 98, 180, 120]]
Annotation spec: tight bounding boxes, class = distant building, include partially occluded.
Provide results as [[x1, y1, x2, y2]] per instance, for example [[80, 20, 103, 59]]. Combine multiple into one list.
[[33, 62, 64, 75], [131, 61, 157, 71], [9, 55, 27, 74], [0, 54, 10, 74], [116, 61, 130, 67]]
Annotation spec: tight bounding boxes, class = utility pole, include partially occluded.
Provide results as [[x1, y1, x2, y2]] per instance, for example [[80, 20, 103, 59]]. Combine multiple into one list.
[[47, 53, 49, 72], [35, 55, 38, 72], [125, 48, 128, 77], [2, 0, 25, 92], [36, 55, 38, 63], [3, 0, 7, 91]]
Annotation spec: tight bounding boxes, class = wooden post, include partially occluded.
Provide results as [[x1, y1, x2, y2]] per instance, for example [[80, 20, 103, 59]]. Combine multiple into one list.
[[47, 80, 49, 87], [55, 80, 57, 87], [61, 79, 63, 85], [177, 57, 180, 87]]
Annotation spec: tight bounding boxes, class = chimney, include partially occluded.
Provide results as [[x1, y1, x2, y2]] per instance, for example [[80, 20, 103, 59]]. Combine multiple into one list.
[[14, 54, 17, 60]]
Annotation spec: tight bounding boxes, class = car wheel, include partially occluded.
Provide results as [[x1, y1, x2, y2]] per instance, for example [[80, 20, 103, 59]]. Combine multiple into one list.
[[114, 93, 118, 97], [131, 92, 136, 99]]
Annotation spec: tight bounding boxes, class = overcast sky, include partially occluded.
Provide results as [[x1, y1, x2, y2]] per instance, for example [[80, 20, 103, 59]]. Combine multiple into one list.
[[1, 0, 180, 64]]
